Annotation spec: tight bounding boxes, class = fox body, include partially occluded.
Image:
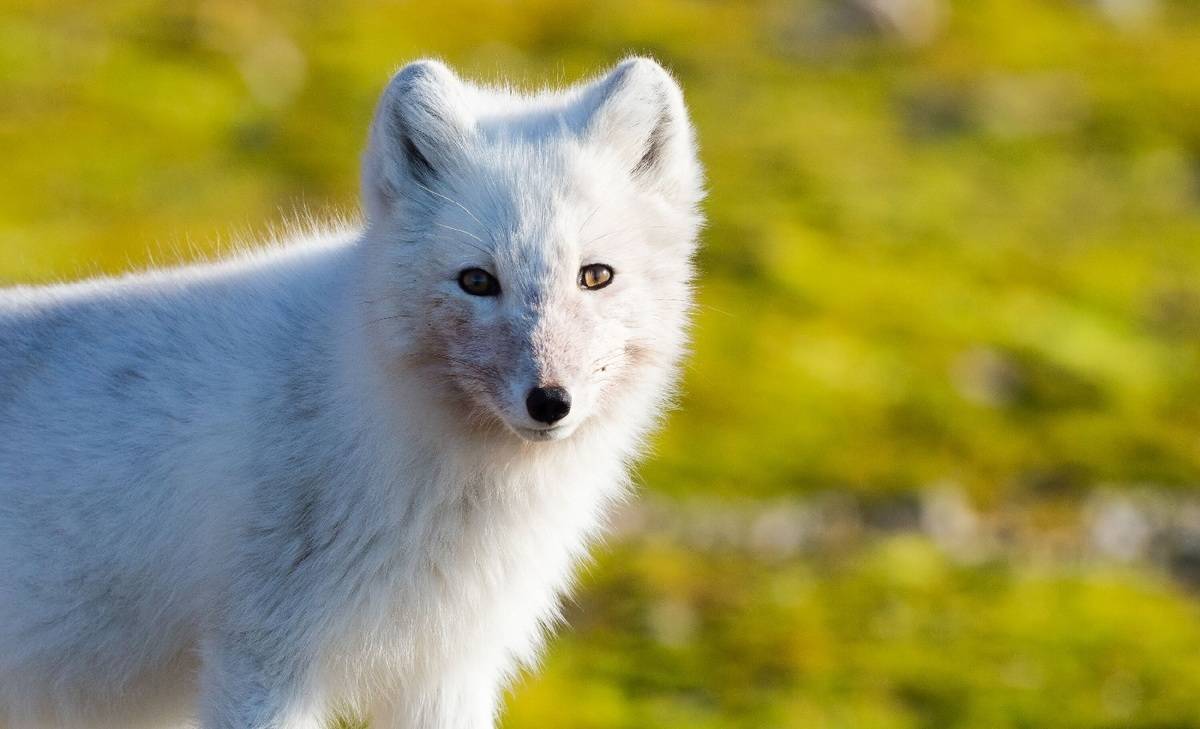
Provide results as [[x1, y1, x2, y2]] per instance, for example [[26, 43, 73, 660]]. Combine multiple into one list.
[[0, 58, 703, 729]]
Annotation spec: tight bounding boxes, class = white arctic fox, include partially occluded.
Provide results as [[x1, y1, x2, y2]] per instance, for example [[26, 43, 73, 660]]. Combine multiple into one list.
[[0, 57, 703, 729]]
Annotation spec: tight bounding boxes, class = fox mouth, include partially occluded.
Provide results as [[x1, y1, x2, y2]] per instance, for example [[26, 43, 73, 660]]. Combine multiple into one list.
[[512, 424, 572, 442]]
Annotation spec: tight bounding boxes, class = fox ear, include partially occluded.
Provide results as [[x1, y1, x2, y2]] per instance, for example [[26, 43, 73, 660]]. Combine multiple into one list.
[[362, 60, 474, 221], [576, 57, 703, 203]]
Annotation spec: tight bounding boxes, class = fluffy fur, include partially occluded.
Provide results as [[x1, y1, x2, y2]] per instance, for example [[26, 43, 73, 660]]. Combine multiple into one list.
[[0, 57, 703, 729]]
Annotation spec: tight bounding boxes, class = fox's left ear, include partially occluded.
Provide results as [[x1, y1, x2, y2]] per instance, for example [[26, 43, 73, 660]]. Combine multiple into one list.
[[575, 57, 704, 205]]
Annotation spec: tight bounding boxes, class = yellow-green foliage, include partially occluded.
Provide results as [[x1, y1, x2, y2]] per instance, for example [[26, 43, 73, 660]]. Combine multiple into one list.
[[505, 537, 1200, 729], [3, 1, 1200, 727]]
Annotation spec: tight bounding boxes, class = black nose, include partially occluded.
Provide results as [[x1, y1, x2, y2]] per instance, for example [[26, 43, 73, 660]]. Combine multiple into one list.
[[526, 386, 571, 424]]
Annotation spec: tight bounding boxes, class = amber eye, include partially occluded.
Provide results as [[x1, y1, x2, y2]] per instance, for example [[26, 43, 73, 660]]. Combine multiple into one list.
[[458, 268, 501, 296], [579, 263, 614, 291]]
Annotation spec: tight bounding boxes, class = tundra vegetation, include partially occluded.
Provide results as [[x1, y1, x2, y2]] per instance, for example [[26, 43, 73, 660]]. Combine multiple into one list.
[[1, 1, 1199, 727]]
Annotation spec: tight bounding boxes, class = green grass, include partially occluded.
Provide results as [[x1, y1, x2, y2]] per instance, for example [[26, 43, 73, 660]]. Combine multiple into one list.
[[3, 0, 1200, 726], [505, 536, 1200, 729]]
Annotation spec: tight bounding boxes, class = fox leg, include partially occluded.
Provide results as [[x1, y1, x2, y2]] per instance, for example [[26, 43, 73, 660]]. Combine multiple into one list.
[[373, 670, 500, 729]]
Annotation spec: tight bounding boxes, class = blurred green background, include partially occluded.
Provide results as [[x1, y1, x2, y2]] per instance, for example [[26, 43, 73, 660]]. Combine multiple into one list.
[[3, 0, 1200, 727]]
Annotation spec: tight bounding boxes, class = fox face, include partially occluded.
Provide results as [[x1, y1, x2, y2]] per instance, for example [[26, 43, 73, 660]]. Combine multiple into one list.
[[361, 58, 704, 442]]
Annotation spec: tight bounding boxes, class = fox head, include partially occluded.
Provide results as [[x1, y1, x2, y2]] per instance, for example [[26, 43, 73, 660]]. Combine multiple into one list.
[[359, 58, 704, 444]]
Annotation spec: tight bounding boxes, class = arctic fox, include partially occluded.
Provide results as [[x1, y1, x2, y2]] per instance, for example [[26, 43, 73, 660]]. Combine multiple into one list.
[[0, 57, 703, 729]]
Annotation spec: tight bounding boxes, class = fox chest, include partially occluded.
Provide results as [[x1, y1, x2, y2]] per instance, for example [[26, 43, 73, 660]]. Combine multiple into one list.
[[340, 488, 597, 683]]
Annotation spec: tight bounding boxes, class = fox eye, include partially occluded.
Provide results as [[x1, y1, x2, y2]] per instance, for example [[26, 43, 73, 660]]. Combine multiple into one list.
[[458, 268, 501, 296], [579, 264, 614, 291]]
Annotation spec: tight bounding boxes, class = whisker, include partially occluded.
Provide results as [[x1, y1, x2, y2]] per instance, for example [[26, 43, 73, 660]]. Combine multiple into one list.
[[582, 224, 675, 247], [434, 226, 492, 257], [590, 347, 631, 374], [413, 181, 486, 229], [699, 303, 733, 317], [577, 204, 602, 237], [358, 314, 414, 331], [434, 223, 484, 243], [589, 346, 628, 364]]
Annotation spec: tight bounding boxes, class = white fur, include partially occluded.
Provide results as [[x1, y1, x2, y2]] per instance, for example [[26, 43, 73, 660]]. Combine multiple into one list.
[[0, 57, 703, 729]]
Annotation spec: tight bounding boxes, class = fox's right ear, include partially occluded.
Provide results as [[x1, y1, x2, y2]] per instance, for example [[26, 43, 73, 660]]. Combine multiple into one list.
[[361, 60, 474, 221]]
